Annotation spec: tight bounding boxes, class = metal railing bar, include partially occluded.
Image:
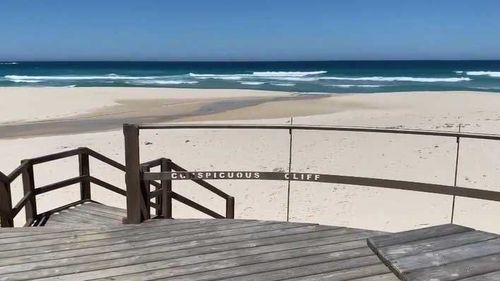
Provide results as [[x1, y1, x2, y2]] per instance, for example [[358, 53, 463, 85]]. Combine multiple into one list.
[[170, 192, 225, 219], [89, 177, 127, 196], [137, 124, 500, 141], [144, 171, 500, 203], [150, 202, 160, 210], [170, 162, 231, 199], [34, 176, 86, 195]]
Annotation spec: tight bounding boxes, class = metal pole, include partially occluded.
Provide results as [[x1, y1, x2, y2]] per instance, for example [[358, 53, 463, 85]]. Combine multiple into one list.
[[124, 124, 142, 224], [450, 124, 461, 224], [286, 117, 294, 222]]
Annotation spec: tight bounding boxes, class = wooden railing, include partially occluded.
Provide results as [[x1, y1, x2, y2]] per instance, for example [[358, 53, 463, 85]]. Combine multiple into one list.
[[0, 147, 234, 227], [141, 158, 235, 220], [0, 147, 126, 227], [126, 123, 500, 224]]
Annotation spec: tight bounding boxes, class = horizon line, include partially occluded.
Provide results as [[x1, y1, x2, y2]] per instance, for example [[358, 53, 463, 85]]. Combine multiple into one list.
[[2, 59, 500, 63]]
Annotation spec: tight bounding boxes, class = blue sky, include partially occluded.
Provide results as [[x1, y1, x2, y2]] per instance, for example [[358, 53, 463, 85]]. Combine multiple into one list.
[[0, 0, 499, 61]]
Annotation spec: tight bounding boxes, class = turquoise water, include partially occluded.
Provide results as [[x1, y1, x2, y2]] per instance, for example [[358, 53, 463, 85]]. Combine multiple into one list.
[[1, 61, 499, 93]]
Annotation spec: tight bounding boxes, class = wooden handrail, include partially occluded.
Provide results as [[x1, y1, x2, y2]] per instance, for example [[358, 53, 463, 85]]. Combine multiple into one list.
[[169, 162, 231, 199], [137, 123, 500, 141], [0, 171, 8, 183], [0, 147, 128, 227], [34, 176, 86, 195], [89, 176, 127, 196], [170, 191, 225, 219], [11, 191, 33, 217], [29, 148, 82, 165], [85, 148, 126, 171]]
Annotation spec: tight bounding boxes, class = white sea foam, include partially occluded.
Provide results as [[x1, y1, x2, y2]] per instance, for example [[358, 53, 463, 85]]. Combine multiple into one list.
[[320, 76, 470, 82], [463, 71, 500, 78], [128, 80, 198, 85], [0, 62, 18, 65], [271, 77, 319, 82], [5, 74, 166, 81], [329, 84, 382, 88], [10, 79, 42, 83], [240, 81, 265, 85], [271, 83, 296, 87], [188, 73, 244, 80], [252, 71, 327, 77]]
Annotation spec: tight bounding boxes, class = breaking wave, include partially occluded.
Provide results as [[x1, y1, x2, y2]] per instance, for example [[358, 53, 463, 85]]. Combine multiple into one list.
[[188, 73, 244, 80], [271, 83, 296, 87], [252, 71, 327, 77], [320, 76, 470, 82], [240, 81, 265, 85], [329, 84, 382, 88], [128, 80, 198, 85], [5, 74, 165, 81], [460, 71, 500, 78], [0, 62, 18, 65]]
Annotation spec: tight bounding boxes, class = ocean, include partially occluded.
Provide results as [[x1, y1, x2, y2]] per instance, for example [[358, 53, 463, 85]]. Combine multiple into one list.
[[1, 61, 500, 93]]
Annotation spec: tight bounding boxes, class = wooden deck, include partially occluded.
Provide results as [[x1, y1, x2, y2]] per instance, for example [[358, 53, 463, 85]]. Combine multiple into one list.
[[368, 224, 500, 280], [0, 206, 396, 281], [43, 202, 126, 228]]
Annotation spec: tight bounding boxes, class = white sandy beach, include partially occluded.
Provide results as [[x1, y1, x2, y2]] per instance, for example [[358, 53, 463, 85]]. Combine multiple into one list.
[[1, 87, 500, 233]]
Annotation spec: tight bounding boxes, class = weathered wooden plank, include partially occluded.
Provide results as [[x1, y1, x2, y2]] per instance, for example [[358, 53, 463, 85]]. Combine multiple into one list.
[[47, 209, 112, 226], [1, 228, 375, 279], [349, 273, 399, 281], [460, 270, 500, 281], [368, 224, 473, 250], [0, 220, 267, 255], [404, 253, 500, 281], [35, 231, 379, 280], [285, 264, 393, 281], [181, 255, 381, 281], [92, 242, 374, 280], [54, 207, 122, 225], [0, 226, 344, 276], [380, 230, 498, 260], [0, 222, 298, 265], [65, 204, 125, 221], [81, 202, 126, 217], [393, 237, 500, 273], [0, 223, 297, 264]]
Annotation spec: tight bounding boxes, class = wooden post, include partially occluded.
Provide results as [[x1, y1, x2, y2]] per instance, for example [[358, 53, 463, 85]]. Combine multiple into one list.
[[124, 124, 142, 224], [161, 158, 173, 219], [21, 160, 37, 225], [0, 181, 13, 227], [78, 149, 91, 201], [226, 196, 235, 219], [140, 164, 152, 218]]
